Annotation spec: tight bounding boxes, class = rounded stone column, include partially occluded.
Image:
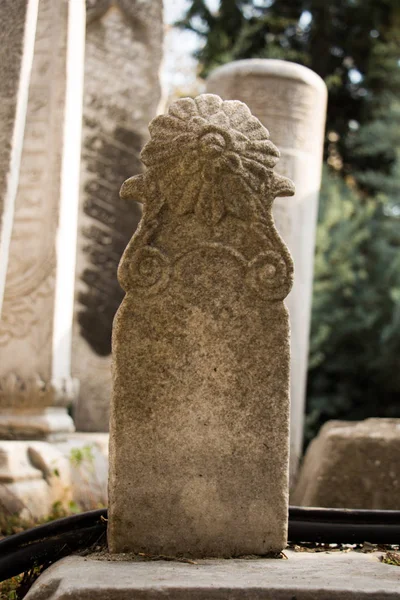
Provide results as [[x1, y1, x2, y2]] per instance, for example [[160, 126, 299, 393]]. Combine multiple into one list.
[[207, 59, 327, 481]]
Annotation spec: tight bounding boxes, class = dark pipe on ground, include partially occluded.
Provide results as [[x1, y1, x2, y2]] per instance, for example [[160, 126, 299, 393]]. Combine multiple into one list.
[[0, 507, 399, 582]]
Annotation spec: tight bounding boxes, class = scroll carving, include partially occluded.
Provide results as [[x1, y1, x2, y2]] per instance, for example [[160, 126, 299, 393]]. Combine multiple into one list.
[[119, 94, 295, 301], [0, 373, 77, 409], [109, 94, 296, 556]]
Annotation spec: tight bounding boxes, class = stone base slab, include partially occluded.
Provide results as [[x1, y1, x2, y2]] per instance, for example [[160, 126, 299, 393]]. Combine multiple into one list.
[[25, 551, 400, 599], [0, 433, 108, 519]]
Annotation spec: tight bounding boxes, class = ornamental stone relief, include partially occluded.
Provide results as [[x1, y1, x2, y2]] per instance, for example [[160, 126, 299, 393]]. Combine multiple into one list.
[[109, 94, 295, 556], [118, 94, 294, 302]]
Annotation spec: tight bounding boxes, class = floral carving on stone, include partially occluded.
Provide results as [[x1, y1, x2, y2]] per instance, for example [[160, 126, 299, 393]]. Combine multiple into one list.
[[109, 94, 296, 556], [0, 373, 55, 409], [141, 95, 281, 224], [118, 93, 295, 301], [0, 373, 78, 410]]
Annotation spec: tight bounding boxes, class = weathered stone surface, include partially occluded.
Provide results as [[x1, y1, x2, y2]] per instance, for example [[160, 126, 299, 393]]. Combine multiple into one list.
[[0, 440, 71, 519], [109, 94, 294, 556], [72, 0, 163, 432], [207, 60, 327, 482], [24, 552, 400, 600], [0, 0, 78, 438], [293, 418, 400, 509], [55, 432, 108, 510], [0, 0, 38, 315], [0, 433, 108, 519]]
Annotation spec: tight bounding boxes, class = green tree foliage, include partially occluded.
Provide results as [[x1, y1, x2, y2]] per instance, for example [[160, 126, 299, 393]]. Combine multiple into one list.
[[307, 171, 400, 443], [178, 0, 400, 194], [180, 0, 400, 441]]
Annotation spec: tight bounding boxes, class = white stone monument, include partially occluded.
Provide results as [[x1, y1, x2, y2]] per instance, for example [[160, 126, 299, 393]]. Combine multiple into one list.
[[72, 0, 163, 432], [207, 60, 327, 480], [0, 0, 85, 440], [0, 0, 39, 317]]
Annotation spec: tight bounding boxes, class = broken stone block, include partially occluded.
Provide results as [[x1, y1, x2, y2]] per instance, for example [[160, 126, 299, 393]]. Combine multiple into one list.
[[0, 433, 109, 520], [0, 440, 72, 519], [293, 418, 400, 509]]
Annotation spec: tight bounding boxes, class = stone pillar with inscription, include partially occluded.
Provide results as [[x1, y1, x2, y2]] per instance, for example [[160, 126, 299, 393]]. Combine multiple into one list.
[[0, 0, 81, 440], [207, 60, 327, 480], [0, 0, 38, 316], [72, 0, 163, 432]]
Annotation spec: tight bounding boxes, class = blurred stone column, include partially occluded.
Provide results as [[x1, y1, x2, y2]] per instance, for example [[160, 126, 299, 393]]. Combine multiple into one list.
[[0, 0, 85, 440], [207, 59, 327, 481], [72, 0, 163, 432], [0, 0, 39, 316]]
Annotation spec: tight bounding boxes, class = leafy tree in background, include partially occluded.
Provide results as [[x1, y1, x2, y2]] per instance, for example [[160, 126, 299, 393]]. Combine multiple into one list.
[[179, 0, 400, 442], [178, 0, 400, 196], [307, 170, 400, 443]]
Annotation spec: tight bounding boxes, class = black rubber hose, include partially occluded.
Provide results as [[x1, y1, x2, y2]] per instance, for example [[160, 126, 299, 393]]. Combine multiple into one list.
[[0, 524, 106, 583], [289, 506, 400, 525], [0, 508, 106, 555], [0, 506, 399, 583], [288, 506, 400, 544]]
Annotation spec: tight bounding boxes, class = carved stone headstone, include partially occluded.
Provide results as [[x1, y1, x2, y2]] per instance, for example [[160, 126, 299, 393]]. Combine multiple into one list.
[[207, 60, 327, 480], [72, 0, 163, 432], [0, 0, 78, 439], [109, 94, 294, 556], [0, 0, 38, 316]]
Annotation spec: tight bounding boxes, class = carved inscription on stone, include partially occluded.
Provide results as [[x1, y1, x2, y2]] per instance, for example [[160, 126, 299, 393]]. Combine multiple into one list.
[[72, 0, 163, 431], [0, 0, 68, 389], [235, 77, 320, 154], [109, 94, 295, 557], [78, 124, 142, 357], [0, 0, 39, 316]]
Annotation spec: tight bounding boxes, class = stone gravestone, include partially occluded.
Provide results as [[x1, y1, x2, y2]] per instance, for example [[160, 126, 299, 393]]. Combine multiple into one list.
[[109, 94, 295, 556], [0, 0, 38, 316], [293, 418, 400, 510], [207, 60, 327, 480], [0, 0, 81, 439], [72, 0, 163, 433]]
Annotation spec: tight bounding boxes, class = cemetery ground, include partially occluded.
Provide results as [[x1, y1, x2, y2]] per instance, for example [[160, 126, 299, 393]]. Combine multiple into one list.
[[2, 416, 400, 598], [1, 1, 400, 597], [0, 440, 106, 599], [1, 517, 400, 600], [0, 476, 399, 599]]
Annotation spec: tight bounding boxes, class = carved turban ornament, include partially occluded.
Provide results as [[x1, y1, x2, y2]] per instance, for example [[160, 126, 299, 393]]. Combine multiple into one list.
[[123, 95, 293, 226]]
